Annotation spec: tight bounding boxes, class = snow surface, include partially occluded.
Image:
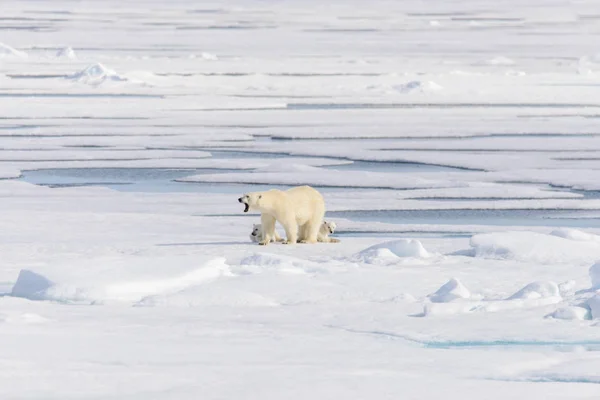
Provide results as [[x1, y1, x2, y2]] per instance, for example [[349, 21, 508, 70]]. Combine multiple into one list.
[[2, 0, 600, 398]]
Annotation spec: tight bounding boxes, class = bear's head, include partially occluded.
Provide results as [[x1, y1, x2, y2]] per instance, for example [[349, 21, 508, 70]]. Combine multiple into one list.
[[251, 224, 262, 237], [238, 192, 263, 213], [323, 221, 336, 234]]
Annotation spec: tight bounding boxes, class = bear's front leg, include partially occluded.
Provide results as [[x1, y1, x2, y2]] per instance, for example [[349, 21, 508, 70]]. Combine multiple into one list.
[[259, 214, 277, 246]]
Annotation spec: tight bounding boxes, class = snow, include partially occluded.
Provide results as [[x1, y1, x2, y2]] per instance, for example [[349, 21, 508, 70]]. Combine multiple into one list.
[[2, 0, 600, 398]]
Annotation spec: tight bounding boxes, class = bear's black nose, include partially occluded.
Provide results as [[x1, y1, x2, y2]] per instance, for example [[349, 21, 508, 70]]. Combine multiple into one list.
[[238, 197, 243, 203]]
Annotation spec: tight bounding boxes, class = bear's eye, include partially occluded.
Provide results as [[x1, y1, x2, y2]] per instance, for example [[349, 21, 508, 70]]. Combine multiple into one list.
[[258, 195, 262, 199]]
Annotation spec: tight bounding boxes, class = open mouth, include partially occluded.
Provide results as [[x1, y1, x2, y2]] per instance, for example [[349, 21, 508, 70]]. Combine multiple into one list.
[[243, 203, 249, 213]]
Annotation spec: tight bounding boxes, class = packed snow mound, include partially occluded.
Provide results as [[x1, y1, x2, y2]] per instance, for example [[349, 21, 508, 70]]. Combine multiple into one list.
[[10, 259, 231, 304], [469, 231, 600, 264], [428, 278, 471, 303], [0, 43, 27, 58], [586, 293, 600, 319], [56, 46, 76, 59], [354, 239, 429, 264], [507, 281, 561, 300], [66, 63, 127, 85], [103, 258, 232, 302], [548, 306, 590, 321], [589, 262, 600, 289], [550, 228, 600, 243], [392, 80, 443, 94]]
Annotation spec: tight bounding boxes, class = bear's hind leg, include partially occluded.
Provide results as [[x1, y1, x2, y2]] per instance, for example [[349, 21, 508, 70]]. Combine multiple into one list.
[[299, 220, 320, 244], [273, 228, 284, 242], [297, 224, 309, 242]]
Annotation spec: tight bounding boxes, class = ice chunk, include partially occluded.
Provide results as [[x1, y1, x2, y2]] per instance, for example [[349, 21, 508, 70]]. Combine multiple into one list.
[[0, 42, 27, 58], [354, 239, 429, 264], [56, 46, 76, 59], [201, 52, 218, 61], [10, 270, 54, 300], [590, 262, 600, 289], [66, 63, 127, 85], [428, 278, 471, 303], [392, 80, 443, 94], [558, 280, 577, 295], [507, 281, 560, 300], [485, 56, 515, 66], [548, 306, 591, 321], [586, 293, 600, 319]]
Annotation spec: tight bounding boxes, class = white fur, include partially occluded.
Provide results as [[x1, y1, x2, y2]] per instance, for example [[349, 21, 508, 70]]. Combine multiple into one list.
[[249, 223, 282, 243], [318, 221, 340, 243], [250, 220, 339, 244], [239, 185, 325, 245]]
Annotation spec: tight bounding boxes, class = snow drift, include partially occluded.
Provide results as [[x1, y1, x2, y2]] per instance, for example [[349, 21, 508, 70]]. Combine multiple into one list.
[[354, 239, 429, 264], [0, 43, 27, 58], [507, 281, 561, 300], [469, 231, 600, 264], [10, 259, 231, 304]]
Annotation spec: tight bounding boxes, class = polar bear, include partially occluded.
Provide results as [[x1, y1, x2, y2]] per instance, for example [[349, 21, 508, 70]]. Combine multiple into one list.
[[249, 223, 283, 243], [238, 185, 325, 245], [318, 220, 340, 243], [250, 220, 339, 244]]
